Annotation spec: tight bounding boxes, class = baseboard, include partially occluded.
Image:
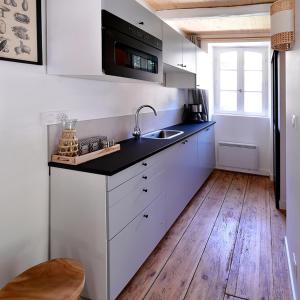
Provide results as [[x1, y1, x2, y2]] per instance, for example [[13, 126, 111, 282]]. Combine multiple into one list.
[[215, 165, 270, 176], [285, 237, 298, 300]]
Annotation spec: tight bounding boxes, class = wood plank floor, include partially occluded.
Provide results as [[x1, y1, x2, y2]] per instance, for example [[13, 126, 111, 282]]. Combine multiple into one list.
[[118, 171, 292, 300]]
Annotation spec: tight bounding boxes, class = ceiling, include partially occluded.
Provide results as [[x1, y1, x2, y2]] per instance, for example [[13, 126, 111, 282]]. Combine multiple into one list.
[[144, 0, 275, 10], [166, 14, 271, 37], [144, 0, 273, 38]]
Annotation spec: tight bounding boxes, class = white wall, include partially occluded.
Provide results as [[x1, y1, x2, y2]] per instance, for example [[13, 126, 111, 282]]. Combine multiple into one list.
[[0, 62, 185, 287], [285, 0, 300, 297], [213, 115, 271, 175]]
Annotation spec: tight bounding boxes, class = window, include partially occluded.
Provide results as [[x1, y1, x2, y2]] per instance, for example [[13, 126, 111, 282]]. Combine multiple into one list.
[[214, 47, 268, 116]]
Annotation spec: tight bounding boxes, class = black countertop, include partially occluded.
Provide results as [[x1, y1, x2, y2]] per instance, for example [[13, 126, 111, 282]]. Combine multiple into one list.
[[49, 121, 216, 176]]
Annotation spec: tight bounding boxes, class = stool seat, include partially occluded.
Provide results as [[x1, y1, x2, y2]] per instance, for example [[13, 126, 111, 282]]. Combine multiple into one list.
[[0, 258, 85, 300]]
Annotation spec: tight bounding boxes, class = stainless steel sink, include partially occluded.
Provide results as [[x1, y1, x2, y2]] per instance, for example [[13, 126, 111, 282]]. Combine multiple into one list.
[[142, 130, 184, 140]]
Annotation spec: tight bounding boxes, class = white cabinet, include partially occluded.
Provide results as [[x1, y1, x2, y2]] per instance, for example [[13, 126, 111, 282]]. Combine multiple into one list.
[[163, 23, 197, 73], [184, 134, 201, 197], [47, 0, 162, 78], [163, 24, 184, 68], [183, 38, 197, 73], [102, 0, 162, 39], [162, 23, 197, 88], [108, 162, 165, 239], [47, 0, 103, 76], [109, 192, 168, 299], [197, 126, 216, 183], [50, 124, 215, 300]]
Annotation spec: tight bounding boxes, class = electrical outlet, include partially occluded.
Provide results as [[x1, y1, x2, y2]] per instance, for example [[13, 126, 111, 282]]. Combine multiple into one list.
[[40, 111, 70, 125], [293, 252, 298, 279]]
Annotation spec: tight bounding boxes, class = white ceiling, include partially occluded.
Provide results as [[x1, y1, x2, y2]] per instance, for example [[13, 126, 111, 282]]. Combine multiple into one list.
[[142, 0, 272, 38], [144, 0, 275, 10], [166, 14, 270, 36]]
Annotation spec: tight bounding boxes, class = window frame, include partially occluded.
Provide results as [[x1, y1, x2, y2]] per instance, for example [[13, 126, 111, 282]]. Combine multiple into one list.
[[213, 46, 269, 117]]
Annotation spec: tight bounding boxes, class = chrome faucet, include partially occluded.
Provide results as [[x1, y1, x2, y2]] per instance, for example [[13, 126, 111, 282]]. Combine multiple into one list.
[[133, 105, 157, 139]]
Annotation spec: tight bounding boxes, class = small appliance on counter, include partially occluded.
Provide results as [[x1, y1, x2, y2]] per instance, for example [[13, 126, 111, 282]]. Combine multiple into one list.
[[52, 119, 120, 166], [183, 89, 209, 123]]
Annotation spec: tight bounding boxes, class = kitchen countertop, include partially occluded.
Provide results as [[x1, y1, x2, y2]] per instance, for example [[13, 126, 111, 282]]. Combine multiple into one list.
[[49, 121, 216, 176]]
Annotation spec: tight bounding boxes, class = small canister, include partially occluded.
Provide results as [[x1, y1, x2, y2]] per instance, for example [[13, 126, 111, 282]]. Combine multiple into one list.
[[78, 138, 90, 156], [89, 137, 101, 152]]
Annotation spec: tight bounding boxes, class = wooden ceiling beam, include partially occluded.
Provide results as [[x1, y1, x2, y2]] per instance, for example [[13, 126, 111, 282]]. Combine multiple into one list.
[[156, 4, 271, 19], [189, 28, 270, 35], [144, 0, 275, 11]]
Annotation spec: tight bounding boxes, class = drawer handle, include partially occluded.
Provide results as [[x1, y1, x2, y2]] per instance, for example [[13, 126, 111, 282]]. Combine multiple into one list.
[[142, 163, 148, 167], [143, 214, 149, 219], [138, 21, 144, 25], [143, 189, 148, 193], [142, 176, 148, 180]]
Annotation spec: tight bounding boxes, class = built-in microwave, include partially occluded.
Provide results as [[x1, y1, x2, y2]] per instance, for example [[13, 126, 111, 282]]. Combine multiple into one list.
[[102, 10, 163, 83]]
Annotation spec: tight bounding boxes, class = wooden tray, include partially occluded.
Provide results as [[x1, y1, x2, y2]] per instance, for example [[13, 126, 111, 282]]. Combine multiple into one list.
[[52, 144, 120, 165]]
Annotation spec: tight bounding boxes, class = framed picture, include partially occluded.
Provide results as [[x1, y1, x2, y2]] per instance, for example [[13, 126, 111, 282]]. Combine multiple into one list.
[[0, 0, 42, 65]]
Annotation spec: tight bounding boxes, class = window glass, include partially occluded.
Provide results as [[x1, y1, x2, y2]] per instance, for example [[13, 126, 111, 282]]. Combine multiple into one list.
[[244, 51, 263, 70], [244, 71, 263, 91], [220, 51, 238, 70], [214, 46, 267, 116], [220, 91, 237, 112], [220, 70, 237, 90]]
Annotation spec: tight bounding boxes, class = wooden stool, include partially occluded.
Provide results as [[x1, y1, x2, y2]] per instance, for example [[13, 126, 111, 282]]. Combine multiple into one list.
[[0, 258, 85, 300]]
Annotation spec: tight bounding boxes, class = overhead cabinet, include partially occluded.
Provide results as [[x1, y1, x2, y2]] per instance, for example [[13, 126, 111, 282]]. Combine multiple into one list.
[[46, 0, 163, 82], [162, 24, 184, 69], [102, 0, 162, 39], [162, 23, 197, 74], [47, 0, 199, 86], [182, 37, 197, 73], [162, 23, 197, 88], [50, 124, 215, 300]]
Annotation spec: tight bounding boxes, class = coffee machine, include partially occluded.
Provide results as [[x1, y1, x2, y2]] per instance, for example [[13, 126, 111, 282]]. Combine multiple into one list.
[[183, 89, 209, 123], [187, 104, 204, 122]]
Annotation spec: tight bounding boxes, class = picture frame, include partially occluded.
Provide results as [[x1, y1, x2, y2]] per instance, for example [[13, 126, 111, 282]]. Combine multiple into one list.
[[0, 0, 42, 65]]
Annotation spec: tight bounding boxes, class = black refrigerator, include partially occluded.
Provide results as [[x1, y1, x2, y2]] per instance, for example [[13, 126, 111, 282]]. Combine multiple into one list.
[[272, 50, 280, 209]]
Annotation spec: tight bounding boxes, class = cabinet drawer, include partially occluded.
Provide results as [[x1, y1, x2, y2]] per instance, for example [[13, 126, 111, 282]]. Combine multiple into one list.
[[108, 163, 165, 239], [107, 153, 160, 191], [109, 193, 168, 299]]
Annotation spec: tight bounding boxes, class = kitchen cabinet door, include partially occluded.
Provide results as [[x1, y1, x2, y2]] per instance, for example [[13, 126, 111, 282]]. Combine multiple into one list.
[[163, 23, 183, 68], [165, 134, 198, 228], [109, 192, 168, 299], [197, 126, 216, 184], [102, 0, 162, 39], [164, 142, 186, 228], [180, 134, 199, 203], [183, 38, 197, 73]]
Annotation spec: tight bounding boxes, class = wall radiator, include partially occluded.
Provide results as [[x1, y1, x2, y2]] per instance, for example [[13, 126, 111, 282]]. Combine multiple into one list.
[[218, 142, 259, 171]]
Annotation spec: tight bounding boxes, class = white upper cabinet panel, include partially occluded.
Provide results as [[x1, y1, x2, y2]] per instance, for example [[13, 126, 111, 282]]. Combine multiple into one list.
[[102, 0, 162, 39], [163, 23, 197, 75], [182, 38, 197, 73], [47, 0, 102, 76], [47, 0, 162, 78], [162, 23, 183, 68]]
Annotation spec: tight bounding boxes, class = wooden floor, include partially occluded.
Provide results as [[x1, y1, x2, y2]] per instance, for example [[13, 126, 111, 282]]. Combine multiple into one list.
[[118, 170, 292, 300]]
